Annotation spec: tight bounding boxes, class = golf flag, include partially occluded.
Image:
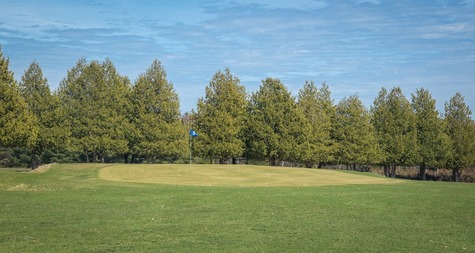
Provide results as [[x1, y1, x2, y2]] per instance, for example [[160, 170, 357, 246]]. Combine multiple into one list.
[[190, 129, 198, 137]]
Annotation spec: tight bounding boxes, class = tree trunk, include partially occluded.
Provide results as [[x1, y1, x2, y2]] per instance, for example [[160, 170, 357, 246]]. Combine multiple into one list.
[[269, 156, 276, 166], [383, 165, 390, 177], [30, 160, 38, 170], [232, 158, 237, 164], [85, 151, 90, 163], [123, 154, 129, 164], [92, 152, 97, 163], [390, 165, 397, 178], [30, 150, 39, 170], [305, 162, 312, 168], [419, 165, 427, 180], [452, 168, 461, 182]]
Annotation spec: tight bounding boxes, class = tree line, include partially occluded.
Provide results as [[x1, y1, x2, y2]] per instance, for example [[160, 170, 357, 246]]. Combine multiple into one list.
[[1, 48, 474, 181]]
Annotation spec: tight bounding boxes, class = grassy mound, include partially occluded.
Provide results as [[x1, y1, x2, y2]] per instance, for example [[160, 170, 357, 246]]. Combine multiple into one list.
[[98, 164, 400, 187]]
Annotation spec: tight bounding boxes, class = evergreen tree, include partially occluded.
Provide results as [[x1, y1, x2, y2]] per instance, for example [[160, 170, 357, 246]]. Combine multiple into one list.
[[130, 60, 187, 162], [19, 61, 70, 168], [194, 68, 247, 164], [58, 58, 131, 162], [102, 59, 134, 162], [0, 48, 38, 155], [371, 87, 418, 177], [297, 81, 335, 167], [245, 77, 305, 166], [411, 88, 449, 180], [333, 94, 380, 169], [444, 92, 475, 182]]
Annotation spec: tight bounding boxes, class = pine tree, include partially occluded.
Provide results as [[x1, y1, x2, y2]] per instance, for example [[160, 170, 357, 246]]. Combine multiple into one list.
[[194, 68, 247, 164], [0, 48, 38, 155], [444, 92, 475, 182], [130, 60, 187, 162], [371, 87, 418, 177], [333, 94, 380, 169], [58, 58, 131, 162], [245, 77, 305, 166], [411, 88, 449, 180], [297, 81, 335, 167], [19, 61, 70, 168]]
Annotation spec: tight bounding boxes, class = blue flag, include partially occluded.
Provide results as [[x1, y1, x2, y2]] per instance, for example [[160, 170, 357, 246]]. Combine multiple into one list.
[[189, 129, 198, 137]]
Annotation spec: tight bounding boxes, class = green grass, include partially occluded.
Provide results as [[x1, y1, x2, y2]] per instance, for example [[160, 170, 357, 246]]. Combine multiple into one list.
[[99, 164, 400, 187], [0, 163, 474, 252]]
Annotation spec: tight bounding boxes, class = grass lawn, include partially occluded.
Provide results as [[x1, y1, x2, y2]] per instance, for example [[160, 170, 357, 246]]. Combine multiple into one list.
[[98, 164, 400, 187], [0, 163, 474, 252]]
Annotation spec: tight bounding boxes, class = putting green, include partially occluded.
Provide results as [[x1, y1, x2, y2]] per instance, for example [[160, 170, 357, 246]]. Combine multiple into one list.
[[98, 164, 401, 187]]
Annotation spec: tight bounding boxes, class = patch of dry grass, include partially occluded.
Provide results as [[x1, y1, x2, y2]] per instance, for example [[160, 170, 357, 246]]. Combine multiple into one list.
[[30, 163, 57, 173], [7, 183, 53, 191], [98, 164, 401, 187]]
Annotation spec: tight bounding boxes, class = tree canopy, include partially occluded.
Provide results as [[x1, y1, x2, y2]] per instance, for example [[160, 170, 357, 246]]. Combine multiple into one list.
[[371, 87, 418, 177], [297, 81, 335, 167], [194, 68, 247, 164], [444, 92, 475, 181], [58, 58, 131, 162], [0, 48, 38, 152], [245, 78, 306, 166], [129, 59, 187, 162], [19, 61, 70, 168], [411, 88, 450, 180], [333, 94, 380, 169]]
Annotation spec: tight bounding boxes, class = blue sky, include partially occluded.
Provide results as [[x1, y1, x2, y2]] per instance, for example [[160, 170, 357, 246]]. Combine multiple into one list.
[[1, 0, 474, 114]]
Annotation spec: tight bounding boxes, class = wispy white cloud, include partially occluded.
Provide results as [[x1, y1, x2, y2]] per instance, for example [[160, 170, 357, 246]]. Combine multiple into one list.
[[354, 0, 381, 5], [206, 0, 328, 11], [461, 0, 475, 6], [243, 0, 328, 10], [420, 22, 475, 39]]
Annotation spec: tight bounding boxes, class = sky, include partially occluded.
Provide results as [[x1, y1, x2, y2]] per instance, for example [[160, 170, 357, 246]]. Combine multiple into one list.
[[1, 0, 474, 114]]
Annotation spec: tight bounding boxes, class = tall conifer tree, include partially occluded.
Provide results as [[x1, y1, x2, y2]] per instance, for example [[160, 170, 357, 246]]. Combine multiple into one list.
[[0, 48, 38, 155], [19, 61, 70, 168], [297, 81, 335, 167], [411, 88, 449, 180], [194, 68, 247, 164], [130, 60, 187, 161], [371, 87, 418, 177], [246, 78, 305, 166], [333, 94, 380, 169], [444, 92, 475, 181], [58, 59, 131, 162]]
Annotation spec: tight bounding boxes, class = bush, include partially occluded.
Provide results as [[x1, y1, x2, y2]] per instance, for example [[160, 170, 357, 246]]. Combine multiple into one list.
[[0, 147, 29, 167], [0, 148, 17, 167]]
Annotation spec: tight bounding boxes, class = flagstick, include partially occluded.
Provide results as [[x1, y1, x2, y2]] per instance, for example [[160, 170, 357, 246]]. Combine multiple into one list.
[[189, 137, 192, 165], [188, 129, 197, 165]]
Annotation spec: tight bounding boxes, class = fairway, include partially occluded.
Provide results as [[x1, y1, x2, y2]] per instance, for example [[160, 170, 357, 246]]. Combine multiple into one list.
[[1, 163, 474, 252], [99, 164, 400, 187]]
